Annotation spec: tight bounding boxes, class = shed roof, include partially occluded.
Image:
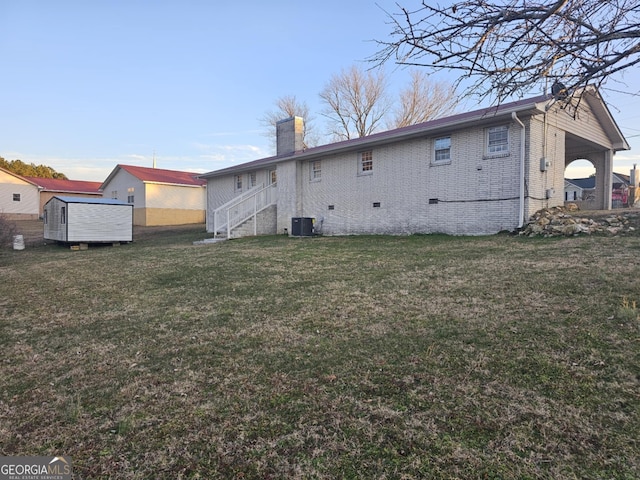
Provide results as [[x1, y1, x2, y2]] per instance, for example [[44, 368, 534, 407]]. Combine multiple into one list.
[[49, 195, 131, 206]]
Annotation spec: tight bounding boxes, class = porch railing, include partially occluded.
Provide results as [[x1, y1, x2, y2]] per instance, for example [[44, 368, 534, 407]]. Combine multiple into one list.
[[212, 183, 277, 238]]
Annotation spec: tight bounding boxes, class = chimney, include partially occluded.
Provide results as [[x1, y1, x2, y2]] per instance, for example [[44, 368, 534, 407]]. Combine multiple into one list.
[[276, 116, 304, 156]]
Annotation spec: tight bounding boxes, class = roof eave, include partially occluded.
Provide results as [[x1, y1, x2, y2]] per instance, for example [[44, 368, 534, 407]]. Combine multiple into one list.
[[200, 98, 548, 179], [142, 181, 206, 188], [582, 87, 630, 152]]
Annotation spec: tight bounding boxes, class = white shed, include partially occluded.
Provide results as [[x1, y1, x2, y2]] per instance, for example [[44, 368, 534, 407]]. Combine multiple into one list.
[[44, 196, 133, 243]]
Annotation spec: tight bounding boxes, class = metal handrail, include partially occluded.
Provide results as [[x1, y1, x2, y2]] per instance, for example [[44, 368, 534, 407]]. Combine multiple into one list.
[[213, 182, 277, 238]]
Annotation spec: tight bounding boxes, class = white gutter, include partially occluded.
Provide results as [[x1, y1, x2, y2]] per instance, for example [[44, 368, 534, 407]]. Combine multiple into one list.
[[512, 112, 526, 228]]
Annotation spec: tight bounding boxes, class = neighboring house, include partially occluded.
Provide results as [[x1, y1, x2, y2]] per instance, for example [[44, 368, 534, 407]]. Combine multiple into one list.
[[44, 196, 133, 244], [0, 167, 40, 220], [23, 177, 102, 217], [565, 172, 630, 207], [100, 165, 207, 226], [0, 167, 104, 220], [201, 86, 628, 237], [564, 177, 595, 203]]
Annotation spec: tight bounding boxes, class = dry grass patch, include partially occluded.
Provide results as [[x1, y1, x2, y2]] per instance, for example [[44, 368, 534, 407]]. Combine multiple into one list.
[[1, 230, 639, 478]]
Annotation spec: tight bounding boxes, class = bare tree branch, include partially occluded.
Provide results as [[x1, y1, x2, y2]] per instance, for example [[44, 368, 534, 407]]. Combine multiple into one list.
[[319, 66, 393, 141], [372, 0, 640, 103], [390, 70, 458, 128], [259, 95, 318, 151]]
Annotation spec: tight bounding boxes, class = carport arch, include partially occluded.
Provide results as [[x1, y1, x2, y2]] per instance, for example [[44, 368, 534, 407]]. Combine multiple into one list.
[[564, 132, 613, 210], [564, 159, 596, 205]]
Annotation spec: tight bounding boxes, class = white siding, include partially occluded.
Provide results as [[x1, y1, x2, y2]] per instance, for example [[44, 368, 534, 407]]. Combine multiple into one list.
[[146, 183, 205, 210], [67, 203, 132, 242], [44, 198, 132, 242], [548, 98, 612, 149], [102, 170, 144, 207], [43, 198, 65, 241], [0, 171, 39, 217]]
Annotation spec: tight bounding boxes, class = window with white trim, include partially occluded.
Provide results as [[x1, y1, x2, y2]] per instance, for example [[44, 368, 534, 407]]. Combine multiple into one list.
[[234, 174, 243, 191], [434, 136, 451, 163], [359, 150, 373, 175], [310, 160, 321, 181], [127, 187, 134, 204], [249, 172, 257, 188], [269, 170, 277, 185], [487, 125, 509, 155]]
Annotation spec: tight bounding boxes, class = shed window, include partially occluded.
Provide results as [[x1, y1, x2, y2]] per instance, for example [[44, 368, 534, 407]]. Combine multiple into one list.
[[12, 193, 21, 202], [487, 125, 509, 155], [61, 206, 66, 224]]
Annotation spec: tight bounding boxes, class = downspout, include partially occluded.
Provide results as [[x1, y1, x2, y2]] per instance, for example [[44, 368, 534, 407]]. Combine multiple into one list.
[[512, 112, 526, 228]]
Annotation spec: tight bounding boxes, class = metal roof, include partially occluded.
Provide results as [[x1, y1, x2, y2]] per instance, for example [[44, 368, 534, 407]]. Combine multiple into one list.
[[50, 195, 131, 206], [199, 87, 629, 180], [199, 94, 551, 179], [101, 164, 206, 190], [23, 177, 102, 194]]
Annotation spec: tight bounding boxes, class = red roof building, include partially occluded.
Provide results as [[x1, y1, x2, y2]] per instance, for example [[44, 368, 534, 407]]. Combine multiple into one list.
[[23, 176, 103, 217], [100, 164, 206, 226]]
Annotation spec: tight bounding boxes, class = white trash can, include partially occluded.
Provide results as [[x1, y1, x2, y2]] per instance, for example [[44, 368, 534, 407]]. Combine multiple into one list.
[[13, 235, 25, 250]]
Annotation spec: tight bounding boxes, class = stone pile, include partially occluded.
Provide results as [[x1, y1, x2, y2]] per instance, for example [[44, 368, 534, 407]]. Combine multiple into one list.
[[520, 205, 637, 237]]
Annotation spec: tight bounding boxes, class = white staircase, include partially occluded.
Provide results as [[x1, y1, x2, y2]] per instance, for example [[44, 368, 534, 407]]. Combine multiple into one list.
[[211, 183, 277, 239]]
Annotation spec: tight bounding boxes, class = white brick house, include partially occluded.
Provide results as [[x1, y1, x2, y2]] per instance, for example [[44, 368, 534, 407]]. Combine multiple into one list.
[[200, 87, 628, 237]]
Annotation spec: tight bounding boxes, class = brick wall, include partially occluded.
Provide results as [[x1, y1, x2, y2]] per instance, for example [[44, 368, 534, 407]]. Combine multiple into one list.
[[291, 124, 523, 235]]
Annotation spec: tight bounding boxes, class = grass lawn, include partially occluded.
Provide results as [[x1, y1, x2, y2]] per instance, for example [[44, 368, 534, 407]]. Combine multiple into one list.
[[1, 226, 639, 479]]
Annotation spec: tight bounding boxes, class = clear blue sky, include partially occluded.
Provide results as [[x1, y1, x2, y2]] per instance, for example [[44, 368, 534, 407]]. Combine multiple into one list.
[[2, 1, 639, 181]]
